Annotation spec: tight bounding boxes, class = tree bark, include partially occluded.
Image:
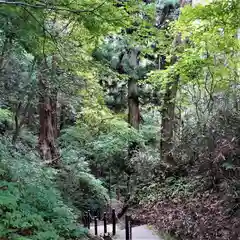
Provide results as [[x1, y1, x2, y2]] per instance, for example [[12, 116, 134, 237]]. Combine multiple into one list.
[[51, 90, 58, 138], [125, 77, 140, 197], [51, 55, 59, 138], [38, 58, 59, 163], [0, 33, 11, 72], [158, 0, 190, 166], [160, 77, 179, 166], [128, 78, 140, 130], [159, 35, 181, 166], [12, 102, 22, 144]]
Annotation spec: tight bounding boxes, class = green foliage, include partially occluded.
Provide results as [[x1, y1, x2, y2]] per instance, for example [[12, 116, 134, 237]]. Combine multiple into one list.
[[175, 0, 240, 88], [58, 144, 109, 212], [0, 138, 87, 239], [157, 0, 180, 8], [59, 105, 161, 201], [0, 108, 12, 122], [1, 0, 240, 239], [147, 0, 240, 104], [91, 118, 143, 157], [61, 106, 157, 164], [0, 108, 13, 133]]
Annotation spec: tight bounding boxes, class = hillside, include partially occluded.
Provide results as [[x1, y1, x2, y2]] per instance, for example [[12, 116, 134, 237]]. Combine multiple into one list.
[[0, 0, 239, 239]]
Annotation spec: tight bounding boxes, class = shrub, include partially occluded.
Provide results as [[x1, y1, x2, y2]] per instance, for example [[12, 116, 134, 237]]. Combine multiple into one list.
[[0, 138, 87, 239]]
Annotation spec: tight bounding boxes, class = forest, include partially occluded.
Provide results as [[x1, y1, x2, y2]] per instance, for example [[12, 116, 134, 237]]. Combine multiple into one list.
[[0, 0, 239, 239]]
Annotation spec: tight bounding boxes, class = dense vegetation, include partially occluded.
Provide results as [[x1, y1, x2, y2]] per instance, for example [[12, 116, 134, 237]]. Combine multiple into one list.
[[0, 0, 239, 239]]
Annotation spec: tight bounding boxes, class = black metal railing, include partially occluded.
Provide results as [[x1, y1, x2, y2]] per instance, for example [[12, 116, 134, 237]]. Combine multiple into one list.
[[82, 209, 117, 237], [82, 209, 132, 240], [125, 215, 132, 240]]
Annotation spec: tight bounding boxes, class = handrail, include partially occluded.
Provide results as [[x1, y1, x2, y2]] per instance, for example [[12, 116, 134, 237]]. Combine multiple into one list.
[[82, 209, 132, 239], [83, 209, 117, 237]]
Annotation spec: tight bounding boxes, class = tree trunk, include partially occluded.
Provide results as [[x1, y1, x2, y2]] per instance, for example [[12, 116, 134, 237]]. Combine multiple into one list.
[[116, 47, 141, 213], [160, 37, 181, 166], [38, 59, 59, 163], [160, 77, 179, 166], [51, 55, 60, 138], [128, 78, 140, 130], [127, 77, 140, 166], [51, 90, 58, 138], [12, 102, 22, 144], [126, 77, 140, 195], [158, 0, 190, 166], [0, 34, 11, 72], [60, 104, 67, 130]]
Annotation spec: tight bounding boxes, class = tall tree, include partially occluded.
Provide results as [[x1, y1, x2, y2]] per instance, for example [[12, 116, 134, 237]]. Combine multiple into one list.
[[38, 57, 60, 162], [0, 0, 129, 162], [157, 0, 190, 166]]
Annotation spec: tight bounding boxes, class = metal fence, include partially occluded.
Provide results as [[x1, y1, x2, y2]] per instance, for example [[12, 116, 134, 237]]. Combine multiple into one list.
[[125, 215, 132, 240], [82, 209, 117, 237], [82, 209, 132, 240]]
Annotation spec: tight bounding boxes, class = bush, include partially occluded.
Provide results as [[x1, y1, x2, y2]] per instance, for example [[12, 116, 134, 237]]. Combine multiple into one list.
[[58, 131, 110, 213], [0, 138, 87, 239]]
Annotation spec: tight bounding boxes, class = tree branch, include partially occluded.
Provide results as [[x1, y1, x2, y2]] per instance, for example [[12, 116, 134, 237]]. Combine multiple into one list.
[[0, 0, 106, 14]]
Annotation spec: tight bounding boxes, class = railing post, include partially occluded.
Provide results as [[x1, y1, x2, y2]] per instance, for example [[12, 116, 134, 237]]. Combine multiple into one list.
[[125, 215, 130, 240], [112, 208, 116, 236], [87, 210, 91, 229], [94, 216, 98, 235], [129, 216, 132, 240], [98, 209, 101, 220], [83, 212, 87, 227], [103, 212, 107, 234]]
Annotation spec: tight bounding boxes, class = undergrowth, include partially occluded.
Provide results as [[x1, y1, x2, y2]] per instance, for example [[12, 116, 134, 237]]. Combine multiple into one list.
[[133, 109, 240, 240], [0, 137, 87, 239]]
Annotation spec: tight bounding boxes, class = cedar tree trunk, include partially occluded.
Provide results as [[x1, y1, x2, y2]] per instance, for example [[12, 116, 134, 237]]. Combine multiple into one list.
[[160, 77, 179, 166], [38, 59, 59, 162], [128, 78, 140, 130]]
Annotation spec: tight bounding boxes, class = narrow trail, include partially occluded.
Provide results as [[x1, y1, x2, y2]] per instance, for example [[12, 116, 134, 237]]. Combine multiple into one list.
[[90, 224, 163, 240], [115, 225, 163, 240]]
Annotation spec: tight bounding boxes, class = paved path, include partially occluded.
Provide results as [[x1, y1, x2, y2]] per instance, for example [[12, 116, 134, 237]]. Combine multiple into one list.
[[90, 223, 163, 240], [90, 223, 119, 236], [115, 225, 163, 240]]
